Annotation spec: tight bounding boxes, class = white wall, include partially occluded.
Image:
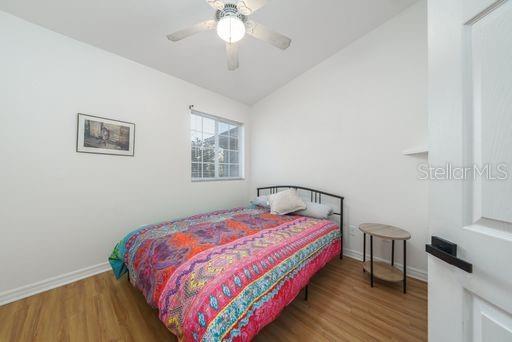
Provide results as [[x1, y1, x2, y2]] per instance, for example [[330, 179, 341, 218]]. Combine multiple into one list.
[[0, 11, 250, 295], [0, 0, 429, 300], [250, 1, 428, 277]]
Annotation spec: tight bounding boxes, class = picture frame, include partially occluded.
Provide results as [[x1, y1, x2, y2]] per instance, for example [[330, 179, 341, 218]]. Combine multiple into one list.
[[76, 113, 135, 156]]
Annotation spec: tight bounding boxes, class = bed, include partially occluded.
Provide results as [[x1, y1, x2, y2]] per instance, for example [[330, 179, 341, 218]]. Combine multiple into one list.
[[109, 186, 344, 341]]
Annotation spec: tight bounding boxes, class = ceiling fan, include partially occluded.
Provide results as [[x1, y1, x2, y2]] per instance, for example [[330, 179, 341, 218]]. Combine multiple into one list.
[[167, 0, 292, 71]]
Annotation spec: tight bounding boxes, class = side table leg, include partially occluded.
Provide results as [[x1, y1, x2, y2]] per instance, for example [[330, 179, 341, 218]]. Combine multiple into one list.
[[391, 240, 395, 266], [370, 235, 374, 287], [403, 240, 407, 294], [363, 233, 366, 272]]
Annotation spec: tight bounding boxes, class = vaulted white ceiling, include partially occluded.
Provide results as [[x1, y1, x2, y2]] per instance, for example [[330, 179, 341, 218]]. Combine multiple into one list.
[[0, 0, 417, 104]]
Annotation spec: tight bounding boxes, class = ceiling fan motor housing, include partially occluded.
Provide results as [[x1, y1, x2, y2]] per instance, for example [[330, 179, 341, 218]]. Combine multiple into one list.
[[216, 3, 247, 23]]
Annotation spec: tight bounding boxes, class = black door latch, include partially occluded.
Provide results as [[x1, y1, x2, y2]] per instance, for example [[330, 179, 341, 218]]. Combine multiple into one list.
[[425, 236, 473, 273]]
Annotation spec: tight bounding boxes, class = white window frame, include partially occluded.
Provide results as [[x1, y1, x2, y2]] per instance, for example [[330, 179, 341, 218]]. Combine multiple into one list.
[[190, 109, 244, 182]]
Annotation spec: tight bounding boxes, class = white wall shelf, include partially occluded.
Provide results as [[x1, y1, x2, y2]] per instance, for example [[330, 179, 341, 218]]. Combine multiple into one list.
[[402, 145, 429, 156]]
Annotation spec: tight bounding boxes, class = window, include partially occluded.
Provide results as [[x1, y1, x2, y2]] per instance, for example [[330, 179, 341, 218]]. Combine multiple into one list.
[[191, 110, 243, 180]]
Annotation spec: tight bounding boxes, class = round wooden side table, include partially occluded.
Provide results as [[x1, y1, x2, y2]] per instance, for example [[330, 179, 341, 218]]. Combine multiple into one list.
[[359, 223, 411, 293]]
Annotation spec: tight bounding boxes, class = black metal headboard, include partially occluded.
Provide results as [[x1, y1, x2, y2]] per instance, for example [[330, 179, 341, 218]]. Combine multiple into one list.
[[257, 186, 344, 259], [257, 185, 344, 222]]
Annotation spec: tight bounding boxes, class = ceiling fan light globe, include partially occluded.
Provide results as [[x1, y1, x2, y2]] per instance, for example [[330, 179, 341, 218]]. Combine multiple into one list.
[[216, 16, 246, 43]]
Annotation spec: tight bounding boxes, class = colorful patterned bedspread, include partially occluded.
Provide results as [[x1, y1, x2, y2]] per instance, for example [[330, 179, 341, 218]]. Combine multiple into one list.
[[109, 207, 341, 341]]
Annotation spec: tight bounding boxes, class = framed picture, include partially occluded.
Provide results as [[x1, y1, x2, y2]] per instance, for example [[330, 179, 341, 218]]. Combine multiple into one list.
[[76, 113, 135, 156]]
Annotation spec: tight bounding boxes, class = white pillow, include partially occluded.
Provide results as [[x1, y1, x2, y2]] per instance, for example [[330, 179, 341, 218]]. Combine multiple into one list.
[[250, 196, 270, 208], [296, 202, 334, 219], [268, 189, 307, 215]]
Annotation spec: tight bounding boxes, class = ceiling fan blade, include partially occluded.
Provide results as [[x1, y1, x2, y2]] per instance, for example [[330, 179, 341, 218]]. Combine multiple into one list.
[[167, 20, 217, 42], [226, 43, 239, 71], [237, 0, 267, 15], [206, 0, 225, 10], [246, 20, 291, 50]]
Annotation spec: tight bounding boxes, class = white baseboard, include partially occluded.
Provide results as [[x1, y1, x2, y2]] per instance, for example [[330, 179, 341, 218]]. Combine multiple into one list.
[[343, 248, 428, 282], [0, 262, 111, 306]]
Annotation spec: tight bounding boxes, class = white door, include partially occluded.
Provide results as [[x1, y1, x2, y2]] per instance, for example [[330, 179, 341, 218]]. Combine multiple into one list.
[[428, 0, 512, 341]]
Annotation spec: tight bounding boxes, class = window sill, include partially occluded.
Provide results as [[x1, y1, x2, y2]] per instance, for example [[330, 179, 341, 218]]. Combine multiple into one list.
[[192, 177, 245, 183]]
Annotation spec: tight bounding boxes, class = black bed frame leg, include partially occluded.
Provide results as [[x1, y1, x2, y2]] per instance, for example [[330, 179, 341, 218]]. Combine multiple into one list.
[[340, 236, 343, 259], [304, 285, 308, 301]]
